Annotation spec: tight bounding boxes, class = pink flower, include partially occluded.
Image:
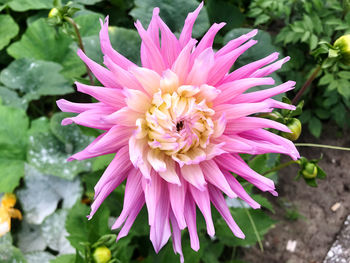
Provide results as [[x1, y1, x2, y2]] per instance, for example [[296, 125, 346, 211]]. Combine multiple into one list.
[[57, 3, 299, 261]]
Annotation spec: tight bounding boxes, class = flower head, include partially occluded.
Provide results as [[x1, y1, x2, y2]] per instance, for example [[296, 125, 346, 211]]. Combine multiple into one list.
[[57, 3, 299, 261]]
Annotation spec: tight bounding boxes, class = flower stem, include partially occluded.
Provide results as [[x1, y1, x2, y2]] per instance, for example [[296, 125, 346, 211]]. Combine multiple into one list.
[[262, 160, 299, 176], [64, 16, 94, 85], [295, 143, 350, 151], [291, 65, 321, 105], [243, 204, 264, 252]]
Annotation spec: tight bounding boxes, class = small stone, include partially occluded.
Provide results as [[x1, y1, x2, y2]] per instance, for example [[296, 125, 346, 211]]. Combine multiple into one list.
[[286, 240, 297, 252], [331, 202, 341, 212]]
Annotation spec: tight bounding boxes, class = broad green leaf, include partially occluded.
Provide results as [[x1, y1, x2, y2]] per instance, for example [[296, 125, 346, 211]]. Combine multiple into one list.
[[6, 0, 53, 11], [7, 18, 85, 79], [130, 0, 210, 38], [50, 255, 75, 263], [206, 0, 244, 31], [65, 202, 110, 251], [41, 210, 75, 254], [308, 116, 322, 138], [69, 0, 103, 5], [0, 159, 24, 193], [17, 164, 82, 224], [216, 208, 276, 247], [0, 86, 27, 110], [27, 114, 93, 179], [0, 15, 19, 50], [0, 59, 73, 102], [0, 104, 28, 192], [74, 13, 104, 37], [0, 233, 27, 263], [108, 26, 141, 65]]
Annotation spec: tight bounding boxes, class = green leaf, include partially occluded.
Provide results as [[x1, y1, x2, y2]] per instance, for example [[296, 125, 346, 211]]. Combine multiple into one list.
[[0, 15, 19, 50], [216, 208, 276, 247], [0, 104, 28, 193], [74, 13, 104, 37], [318, 73, 333, 85], [7, 18, 84, 80], [65, 202, 110, 252], [130, 0, 210, 38], [50, 255, 75, 263], [309, 34, 318, 50], [338, 71, 350, 79], [71, 0, 103, 5], [251, 194, 275, 213], [17, 164, 82, 224], [0, 86, 27, 110], [206, 0, 244, 31], [0, 58, 73, 102], [337, 79, 350, 99], [308, 116, 322, 138], [27, 114, 93, 180], [108, 26, 142, 65], [5, 0, 53, 12]]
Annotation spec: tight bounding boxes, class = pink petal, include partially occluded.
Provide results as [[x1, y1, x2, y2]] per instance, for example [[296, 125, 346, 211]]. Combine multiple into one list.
[[103, 107, 142, 126], [184, 194, 199, 251], [191, 22, 226, 61], [207, 40, 257, 86], [223, 52, 279, 83], [208, 184, 245, 238], [200, 160, 237, 198], [134, 20, 166, 74], [189, 184, 215, 236], [224, 116, 291, 134], [231, 81, 296, 104], [168, 174, 187, 229], [169, 211, 184, 263], [251, 56, 290, 78], [215, 153, 277, 195], [77, 49, 121, 89], [112, 169, 143, 229], [172, 39, 197, 85], [186, 47, 214, 86], [75, 82, 125, 108], [215, 29, 258, 57], [99, 17, 136, 70], [158, 157, 181, 185], [123, 88, 151, 113], [213, 135, 254, 153], [179, 2, 203, 47], [214, 77, 275, 105], [130, 66, 161, 96], [56, 99, 104, 113], [181, 164, 207, 191], [222, 169, 261, 209], [88, 125, 133, 154]]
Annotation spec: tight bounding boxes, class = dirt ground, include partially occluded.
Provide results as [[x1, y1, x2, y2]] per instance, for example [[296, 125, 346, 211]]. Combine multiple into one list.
[[243, 125, 350, 263]]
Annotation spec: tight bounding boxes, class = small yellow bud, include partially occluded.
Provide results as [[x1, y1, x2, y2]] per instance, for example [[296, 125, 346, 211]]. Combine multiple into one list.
[[302, 163, 318, 179], [333, 35, 350, 65], [0, 193, 22, 237], [93, 246, 112, 263], [281, 118, 302, 141], [48, 8, 59, 18]]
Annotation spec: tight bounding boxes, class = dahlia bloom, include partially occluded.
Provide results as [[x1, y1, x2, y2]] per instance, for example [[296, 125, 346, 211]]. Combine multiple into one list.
[[57, 3, 299, 261]]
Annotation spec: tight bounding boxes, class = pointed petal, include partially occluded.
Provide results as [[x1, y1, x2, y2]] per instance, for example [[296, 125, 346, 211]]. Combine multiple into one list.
[[179, 2, 203, 47], [181, 164, 207, 191], [172, 39, 197, 84], [168, 175, 187, 229], [169, 211, 184, 263], [56, 99, 104, 113], [184, 194, 199, 251], [186, 47, 214, 86]]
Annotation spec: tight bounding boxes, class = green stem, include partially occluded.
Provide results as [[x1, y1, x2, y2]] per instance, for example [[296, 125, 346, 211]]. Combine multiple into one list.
[[240, 201, 264, 252], [262, 160, 299, 176], [295, 143, 350, 151], [291, 65, 322, 105], [64, 16, 94, 85]]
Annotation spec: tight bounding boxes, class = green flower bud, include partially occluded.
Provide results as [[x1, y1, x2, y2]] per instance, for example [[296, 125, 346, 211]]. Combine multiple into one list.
[[302, 163, 317, 179], [48, 8, 60, 18], [93, 246, 111, 263], [333, 35, 350, 65], [281, 118, 302, 141]]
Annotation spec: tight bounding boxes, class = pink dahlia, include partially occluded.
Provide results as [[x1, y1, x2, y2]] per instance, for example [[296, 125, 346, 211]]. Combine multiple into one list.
[[57, 3, 299, 261]]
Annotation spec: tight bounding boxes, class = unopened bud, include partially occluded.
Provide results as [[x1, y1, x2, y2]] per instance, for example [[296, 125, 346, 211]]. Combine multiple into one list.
[[332, 35, 350, 65], [281, 118, 302, 141], [93, 246, 111, 263], [302, 163, 317, 179], [48, 8, 60, 18]]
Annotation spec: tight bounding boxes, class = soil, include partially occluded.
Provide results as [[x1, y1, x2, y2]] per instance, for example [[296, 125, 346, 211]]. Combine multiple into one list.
[[243, 125, 350, 263]]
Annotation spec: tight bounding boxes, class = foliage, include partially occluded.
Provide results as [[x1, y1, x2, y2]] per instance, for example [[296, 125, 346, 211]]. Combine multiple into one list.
[[0, 0, 338, 262]]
